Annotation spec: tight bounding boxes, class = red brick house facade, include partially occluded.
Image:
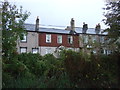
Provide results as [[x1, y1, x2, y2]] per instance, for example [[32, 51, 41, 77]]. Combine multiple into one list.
[[39, 33, 79, 48]]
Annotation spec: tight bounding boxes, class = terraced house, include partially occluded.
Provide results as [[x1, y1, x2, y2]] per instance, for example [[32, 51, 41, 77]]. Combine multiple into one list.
[[17, 17, 110, 57]]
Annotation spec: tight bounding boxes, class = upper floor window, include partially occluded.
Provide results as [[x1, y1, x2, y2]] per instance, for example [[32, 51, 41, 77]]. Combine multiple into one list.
[[68, 35, 73, 44], [20, 47, 27, 53], [46, 34, 51, 43], [100, 36, 105, 43], [21, 34, 27, 42], [57, 35, 62, 44], [83, 35, 88, 44], [32, 48, 39, 54], [92, 36, 96, 43]]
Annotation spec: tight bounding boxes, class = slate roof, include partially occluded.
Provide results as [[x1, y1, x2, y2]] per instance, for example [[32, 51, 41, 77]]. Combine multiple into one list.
[[24, 23, 107, 35]]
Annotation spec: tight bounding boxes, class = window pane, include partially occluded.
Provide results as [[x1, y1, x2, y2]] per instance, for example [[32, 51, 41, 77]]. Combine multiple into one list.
[[93, 50, 96, 54], [70, 36, 73, 44], [68, 36, 73, 44], [100, 36, 104, 43], [32, 48, 38, 54], [46, 34, 51, 43], [92, 36, 96, 43], [57, 35, 62, 43], [21, 34, 27, 42], [20, 47, 27, 53], [83, 35, 88, 43]]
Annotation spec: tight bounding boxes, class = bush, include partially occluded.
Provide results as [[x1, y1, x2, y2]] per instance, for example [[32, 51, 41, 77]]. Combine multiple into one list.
[[43, 54, 65, 79], [3, 50, 119, 88], [63, 50, 119, 88], [2, 73, 14, 88], [18, 53, 43, 76]]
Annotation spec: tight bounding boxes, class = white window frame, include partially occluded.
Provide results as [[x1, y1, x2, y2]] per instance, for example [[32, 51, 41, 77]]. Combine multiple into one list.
[[68, 35, 73, 44], [93, 50, 97, 54], [92, 36, 96, 43], [21, 34, 27, 42], [20, 47, 27, 53], [57, 35, 62, 44], [83, 35, 88, 44], [45, 48, 51, 54], [46, 34, 51, 43], [32, 48, 39, 54], [100, 36, 105, 43]]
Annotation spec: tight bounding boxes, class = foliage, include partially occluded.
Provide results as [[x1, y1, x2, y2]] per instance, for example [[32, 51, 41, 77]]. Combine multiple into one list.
[[103, 1, 120, 88], [2, 53, 70, 88], [2, 1, 119, 87], [3, 75, 39, 88], [103, 1, 120, 50], [18, 53, 43, 76], [43, 54, 65, 80], [2, 1, 30, 59], [63, 50, 119, 88], [2, 50, 119, 88]]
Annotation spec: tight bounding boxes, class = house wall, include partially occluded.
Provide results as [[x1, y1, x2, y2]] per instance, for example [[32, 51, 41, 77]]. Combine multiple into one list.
[[79, 34, 109, 54], [17, 31, 39, 53], [17, 31, 79, 56], [38, 33, 79, 56], [16, 30, 108, 56], [39, 33, 79, 48], [39, 46, 79, 57]]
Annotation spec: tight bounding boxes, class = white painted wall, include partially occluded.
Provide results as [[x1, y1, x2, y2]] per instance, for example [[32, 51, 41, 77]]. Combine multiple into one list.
[[39, 46, 79, 57]]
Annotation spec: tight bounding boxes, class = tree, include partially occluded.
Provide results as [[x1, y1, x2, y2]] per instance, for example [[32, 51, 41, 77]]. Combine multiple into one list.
[[103, 1, 120, 88], [103, 1, 120, 51], [2, 1, 30, 59]]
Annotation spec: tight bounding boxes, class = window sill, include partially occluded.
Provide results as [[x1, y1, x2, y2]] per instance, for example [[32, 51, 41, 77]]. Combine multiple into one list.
[[46, 42, 51, 43], [20, 41, 27, 43]]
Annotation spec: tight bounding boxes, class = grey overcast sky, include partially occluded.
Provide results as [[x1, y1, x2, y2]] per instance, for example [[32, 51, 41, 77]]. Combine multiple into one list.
[[10, 0, 107, 29]]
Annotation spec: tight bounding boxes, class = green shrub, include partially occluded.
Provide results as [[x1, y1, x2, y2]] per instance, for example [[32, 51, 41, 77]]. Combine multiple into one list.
[[2, 72, 14, 88], [43, 54, 65, 79], [18, 53, 43, 76], [3, 50, 119, 88], [63, 50, 119, 88]]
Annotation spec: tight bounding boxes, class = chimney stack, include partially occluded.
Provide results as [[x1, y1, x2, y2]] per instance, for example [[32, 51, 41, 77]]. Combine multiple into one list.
[[70, 18, 75, 31], [82, 22, 88, 34], [95, 23, 101, 34], [35, 16, 39, 31]]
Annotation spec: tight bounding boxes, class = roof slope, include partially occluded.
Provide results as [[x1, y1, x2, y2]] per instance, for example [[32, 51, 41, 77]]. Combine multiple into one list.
[[24, 23, 107, 35]]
